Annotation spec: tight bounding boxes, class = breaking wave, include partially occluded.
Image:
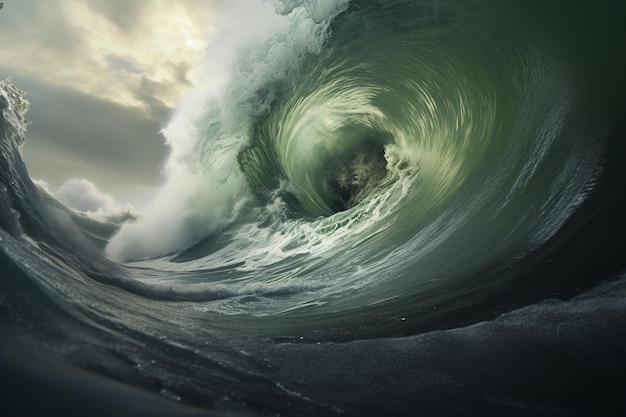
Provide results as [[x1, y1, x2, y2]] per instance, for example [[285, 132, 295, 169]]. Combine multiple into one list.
[[1, 1, 626, 416]]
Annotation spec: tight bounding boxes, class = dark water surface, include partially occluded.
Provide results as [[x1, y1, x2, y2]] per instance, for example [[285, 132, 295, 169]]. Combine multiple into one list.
[[1, 1, 626, 416]]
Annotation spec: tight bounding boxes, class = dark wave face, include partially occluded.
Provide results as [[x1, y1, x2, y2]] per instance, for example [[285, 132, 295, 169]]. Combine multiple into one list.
[[2, 1, 626, 416]]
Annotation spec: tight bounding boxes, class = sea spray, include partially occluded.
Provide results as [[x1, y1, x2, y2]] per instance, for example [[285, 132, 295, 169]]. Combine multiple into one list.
[[1, 1, 625, 416], [106, 0, 350, 261]]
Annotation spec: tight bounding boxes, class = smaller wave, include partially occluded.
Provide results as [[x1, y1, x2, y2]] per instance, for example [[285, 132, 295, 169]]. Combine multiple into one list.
[[0, 78, 30, 144], [32, 179, 135, 250]]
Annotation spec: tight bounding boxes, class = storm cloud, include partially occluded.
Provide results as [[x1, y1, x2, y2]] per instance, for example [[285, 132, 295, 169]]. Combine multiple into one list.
[[4, 73, 169, 200], [0, 0, 218, 206]]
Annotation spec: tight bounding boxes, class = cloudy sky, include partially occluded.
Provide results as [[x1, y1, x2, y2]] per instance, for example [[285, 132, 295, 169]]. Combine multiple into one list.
[[0, 0, 220, 210]]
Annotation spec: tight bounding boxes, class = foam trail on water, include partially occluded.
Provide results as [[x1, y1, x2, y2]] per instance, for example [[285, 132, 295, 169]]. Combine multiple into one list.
[[106, 0, 350, 262]]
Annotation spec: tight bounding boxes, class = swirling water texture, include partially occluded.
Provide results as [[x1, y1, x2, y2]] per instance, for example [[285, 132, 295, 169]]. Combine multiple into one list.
[[1, 1, 626, 416]]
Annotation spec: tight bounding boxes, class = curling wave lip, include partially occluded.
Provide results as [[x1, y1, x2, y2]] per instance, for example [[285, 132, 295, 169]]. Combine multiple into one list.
[[1, 0, 626, 416]]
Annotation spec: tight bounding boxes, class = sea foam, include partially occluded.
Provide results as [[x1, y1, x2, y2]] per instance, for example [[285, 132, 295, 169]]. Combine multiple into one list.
[[105, 0, 350, 262]]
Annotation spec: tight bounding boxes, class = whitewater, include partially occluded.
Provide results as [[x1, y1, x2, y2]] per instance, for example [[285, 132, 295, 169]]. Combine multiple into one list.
[[1, 1, 626, 416]]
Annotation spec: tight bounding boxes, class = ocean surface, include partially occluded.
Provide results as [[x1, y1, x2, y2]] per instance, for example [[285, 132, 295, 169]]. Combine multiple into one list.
[[1, 0, 626, 416]]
